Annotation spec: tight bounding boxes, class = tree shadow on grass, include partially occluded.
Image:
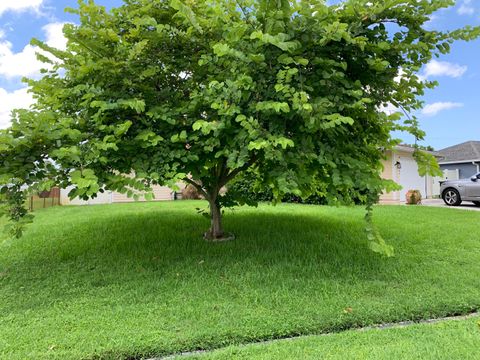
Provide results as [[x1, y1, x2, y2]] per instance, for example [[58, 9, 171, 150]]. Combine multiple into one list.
[[1, 207, 391, 313], [9, 208, 380, 267]]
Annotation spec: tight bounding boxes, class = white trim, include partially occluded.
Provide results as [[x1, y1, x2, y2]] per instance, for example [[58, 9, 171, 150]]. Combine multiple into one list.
[[393, 145, 440, 157], [394, 145, 416, 153], [392, 152, 400, 201], [439, 159, 480, 165]]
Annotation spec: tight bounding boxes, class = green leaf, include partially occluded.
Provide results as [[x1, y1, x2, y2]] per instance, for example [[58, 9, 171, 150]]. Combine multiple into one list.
[[179, 130, 187, 141], [212, 43, 231, 57], [275, 137, 294, 149], [114, 121, 133, 136], [256, 101, 290, 113], [192, 120, 207, 131], [170, 0, 203, 33], [135, 130, 164, 147], [117, 99, 145, 114]]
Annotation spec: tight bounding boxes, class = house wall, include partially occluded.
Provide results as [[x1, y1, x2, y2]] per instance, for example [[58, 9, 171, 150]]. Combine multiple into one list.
[[380, 149, 434, 203], [380, 151, 397, 202], [61, 183, 185, 205], [440, 163, 478, 179], [60, 187, 113, 205], [111, 185, 180, 202]]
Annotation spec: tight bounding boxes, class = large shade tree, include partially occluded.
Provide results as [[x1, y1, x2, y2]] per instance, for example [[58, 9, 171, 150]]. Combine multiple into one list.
[[0, 0, 478, 252]]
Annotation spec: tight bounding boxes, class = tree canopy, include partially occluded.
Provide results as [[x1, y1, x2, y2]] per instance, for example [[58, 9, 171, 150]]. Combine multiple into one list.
[[1, 0, 478, 253]]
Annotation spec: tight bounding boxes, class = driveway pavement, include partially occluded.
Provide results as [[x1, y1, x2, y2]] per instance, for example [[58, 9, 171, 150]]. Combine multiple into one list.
[[421, 199, 480, 211]]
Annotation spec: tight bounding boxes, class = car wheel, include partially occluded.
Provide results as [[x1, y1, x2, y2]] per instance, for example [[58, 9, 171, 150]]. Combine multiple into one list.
[[473, 201, 480, 207], [442, 188, 462, 206]]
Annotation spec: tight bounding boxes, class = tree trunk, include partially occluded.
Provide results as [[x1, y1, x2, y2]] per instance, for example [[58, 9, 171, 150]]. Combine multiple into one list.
[[206, 198, 224, 240]]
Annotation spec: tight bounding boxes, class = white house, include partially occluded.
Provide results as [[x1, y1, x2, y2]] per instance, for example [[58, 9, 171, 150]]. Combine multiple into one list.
[[60, 183, 185, 205], [380, 145, 438, 204], [60, 145, 439, 206]]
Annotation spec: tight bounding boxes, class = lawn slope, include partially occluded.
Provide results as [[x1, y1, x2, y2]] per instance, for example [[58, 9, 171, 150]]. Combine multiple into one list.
[[188, 316, 480, 360], [0, 202, 479, 359]]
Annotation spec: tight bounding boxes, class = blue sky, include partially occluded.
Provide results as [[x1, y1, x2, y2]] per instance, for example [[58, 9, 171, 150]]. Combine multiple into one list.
[[0, 0, 479, 150]]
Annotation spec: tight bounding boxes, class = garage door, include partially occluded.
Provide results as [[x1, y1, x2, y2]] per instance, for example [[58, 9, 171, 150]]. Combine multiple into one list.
[[398, 156, 426, 201]]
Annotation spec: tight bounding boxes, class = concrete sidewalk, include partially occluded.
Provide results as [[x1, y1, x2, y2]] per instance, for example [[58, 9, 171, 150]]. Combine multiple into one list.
[[421, 198, 480, 211]]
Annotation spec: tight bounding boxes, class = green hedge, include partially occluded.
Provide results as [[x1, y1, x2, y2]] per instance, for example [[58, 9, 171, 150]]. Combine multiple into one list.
[[226, 172, 373, 206], [227, 173, 329, 205]]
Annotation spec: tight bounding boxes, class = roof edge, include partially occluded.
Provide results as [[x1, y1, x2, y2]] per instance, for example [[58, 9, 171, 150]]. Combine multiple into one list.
[[392, 145, 440, 156], [438, 159, 480, 165]]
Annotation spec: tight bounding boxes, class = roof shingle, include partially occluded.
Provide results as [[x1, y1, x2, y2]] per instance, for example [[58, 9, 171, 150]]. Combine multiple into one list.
[[438, 141, 480, 163]]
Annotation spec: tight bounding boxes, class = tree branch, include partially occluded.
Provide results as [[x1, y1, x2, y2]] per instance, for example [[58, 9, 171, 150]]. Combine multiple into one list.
[[218, 160, 229, 184], [183, 177, 208, 198], [234, 0, 254, 26], [221, 155, 257, 187]]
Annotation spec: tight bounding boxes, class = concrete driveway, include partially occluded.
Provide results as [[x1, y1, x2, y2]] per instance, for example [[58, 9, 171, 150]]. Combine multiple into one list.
[[421, 198, 480, 211]]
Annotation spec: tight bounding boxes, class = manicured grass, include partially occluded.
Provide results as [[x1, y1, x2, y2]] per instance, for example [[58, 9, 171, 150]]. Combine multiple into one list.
[[0, 201, 479, 359], [187, 316, 480, 359]]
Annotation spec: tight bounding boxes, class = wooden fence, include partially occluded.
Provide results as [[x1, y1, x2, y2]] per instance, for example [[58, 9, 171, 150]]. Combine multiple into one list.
[[28, 187, 61, 211]]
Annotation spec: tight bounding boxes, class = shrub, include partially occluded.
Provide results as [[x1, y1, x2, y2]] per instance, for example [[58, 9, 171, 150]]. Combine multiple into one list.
[[406, 190, 422, 205], [227, 173, 329, 205], [227, 172, 374, 206], [181, 184, 203, 200]]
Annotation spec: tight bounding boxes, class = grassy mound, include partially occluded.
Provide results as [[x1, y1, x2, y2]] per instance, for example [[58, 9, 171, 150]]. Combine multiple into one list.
[[0, 202, 479, 359]]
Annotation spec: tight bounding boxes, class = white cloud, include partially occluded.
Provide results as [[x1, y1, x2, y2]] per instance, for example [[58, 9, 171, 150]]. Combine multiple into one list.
[[42, 22, 68, 50], [394, 68, 406, 83], [421, 102, 463, 117], [458, 5, 474, 15], [458, 0, 475, 15], [0, 87, 34, 129], [0, 22, 67, 79], [424, 14, 439, 29], [379, 103, 399, 115], [0, 22, 67, 129], [0, 0, 44, 16], [422, 60, 467, 79], [0, 42, 43, 78]]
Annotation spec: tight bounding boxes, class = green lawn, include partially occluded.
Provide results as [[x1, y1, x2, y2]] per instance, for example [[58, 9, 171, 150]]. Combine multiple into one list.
[[187, 316, 480, 360], [0, 201, 479, 359]]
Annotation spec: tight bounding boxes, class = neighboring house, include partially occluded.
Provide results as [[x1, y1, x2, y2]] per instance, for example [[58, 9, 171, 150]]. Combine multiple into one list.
[[380, 145, 437, 203], [437, 141, 480, 179], [60, 144, 440, 206], [60, 183, 185, 205]]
